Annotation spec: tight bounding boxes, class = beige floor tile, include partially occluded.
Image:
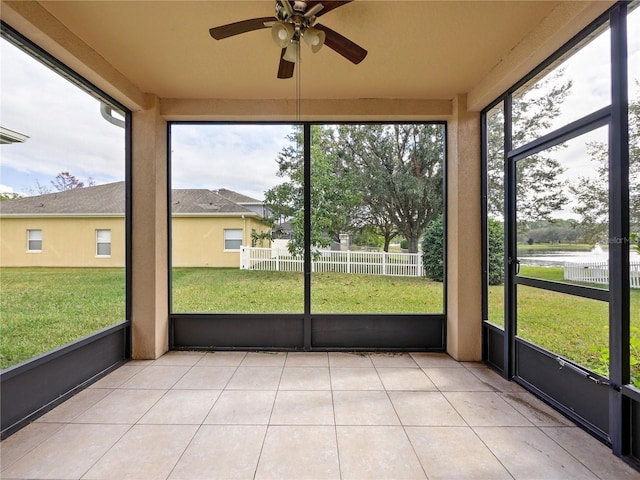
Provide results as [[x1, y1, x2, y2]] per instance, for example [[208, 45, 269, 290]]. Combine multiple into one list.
[[270, 390, 334, 425], [172, 366, 236, 389], [119, 365, 190, 389], [410, 352, 463, 367], [328, 352, 374, 367], [279, 366, 331, 390], [330, 367, 384, 390], [226, 366, 283, 390], [1, 424, 128, 479], [0, 422, 64, 470], [35, 388, 112, 423], [370, 352, 419, 367], [88, 364, 147, 388], [71, 389, 165, 424], [336, 426, 426, 479], [285, 351, 329, 366], [406, 426, 512, 480], [541, 426, 640, 479], [83, 424, 198, 480], [444, 391, 533, 426], [424, 367, 496, 391], [475, 426, 599, 479], [376, 367, 437, 391], [466, 365, 525, 392], [333, 390, 400, 425], [125, 359, 155, 366], [138, 389, 221, 424], [255, 426, 340, 479], [241, 351, 287, 366], [500, 392, 573, 426], [388, 391, 466, 426], [169, 425, 266, 480], [151, 350, 205, 366], [196, 351, 247, 366], [204, 390, 276, 424]]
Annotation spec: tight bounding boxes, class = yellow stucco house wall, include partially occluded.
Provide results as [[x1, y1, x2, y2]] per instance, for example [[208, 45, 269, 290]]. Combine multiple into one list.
[[0, 216, 126, 267], [0, 182, 271, 268], [172, 215, 270, 268]]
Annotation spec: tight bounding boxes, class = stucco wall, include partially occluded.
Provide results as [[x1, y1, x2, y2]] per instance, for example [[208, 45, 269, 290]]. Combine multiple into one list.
[[0, 215, 271, 268], [172, 216, 270, 268], [0, 216, 125, 267]]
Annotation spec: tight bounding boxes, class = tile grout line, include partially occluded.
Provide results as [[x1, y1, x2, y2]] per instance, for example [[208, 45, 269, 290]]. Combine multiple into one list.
[[328, 354, 344, 480], [536, 424, 608, 480], [418, 355, 517, 479], [379, 354, 430, 479], [251, 352, 288, 479]]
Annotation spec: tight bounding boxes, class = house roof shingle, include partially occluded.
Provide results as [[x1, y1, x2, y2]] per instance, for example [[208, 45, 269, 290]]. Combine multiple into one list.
[[0, 182, 261, 216]]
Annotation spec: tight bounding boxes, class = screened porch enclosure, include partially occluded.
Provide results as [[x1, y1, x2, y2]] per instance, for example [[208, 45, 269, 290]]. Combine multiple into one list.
[[0, 0, 638, 472]]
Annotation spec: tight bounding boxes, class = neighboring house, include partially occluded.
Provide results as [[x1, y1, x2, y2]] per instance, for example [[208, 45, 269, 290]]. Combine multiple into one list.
[[0, 182, 270, 268]]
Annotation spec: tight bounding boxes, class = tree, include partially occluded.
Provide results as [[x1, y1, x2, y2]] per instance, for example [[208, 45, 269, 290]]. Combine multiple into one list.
[[487, 219, 505, 285], [26, 172, 95, 196], [338, 124, 444, 253], [51, 171, 95, 191], [266, 123, 444, 255], [26, 179, 53, 196], [422, 215, 444, 281], [264, 126, 362, 255], [487, 71, 572, 229], [570, 91, 640, 241], [0, 192, 22, 201]]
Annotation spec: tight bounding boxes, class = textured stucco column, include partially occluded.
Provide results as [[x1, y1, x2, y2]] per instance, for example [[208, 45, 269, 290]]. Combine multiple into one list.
[[131, 95, 169, 359], [446, 94, 482, 361]]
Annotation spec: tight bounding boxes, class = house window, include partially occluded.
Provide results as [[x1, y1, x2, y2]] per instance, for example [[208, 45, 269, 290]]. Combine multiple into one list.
[[27, 229, 42, 252], [224, 229, 243, 250], [96, 229, 111, 256]]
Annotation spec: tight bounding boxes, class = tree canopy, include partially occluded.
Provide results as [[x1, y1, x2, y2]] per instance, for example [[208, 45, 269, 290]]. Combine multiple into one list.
[[264, 123, 445, 255], [486, 71, 572, 229], [570, 92, 640, 242]]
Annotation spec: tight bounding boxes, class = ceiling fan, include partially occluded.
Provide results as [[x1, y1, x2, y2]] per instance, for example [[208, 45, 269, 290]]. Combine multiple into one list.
[[209, 0, 367, 79]]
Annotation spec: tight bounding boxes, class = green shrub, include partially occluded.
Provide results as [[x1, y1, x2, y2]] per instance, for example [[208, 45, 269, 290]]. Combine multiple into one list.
[[488, 219, 505, 285], [400, 238, 408, 250], [422, 216, 444, 281], [421, 216, 504, 285]]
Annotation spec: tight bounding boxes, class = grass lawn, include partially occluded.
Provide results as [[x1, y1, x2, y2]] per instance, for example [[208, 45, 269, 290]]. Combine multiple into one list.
[[0, 268, 126, 369], [487, 265, 640, 383], [2, 266, 638, 382], [172, 268, 444, 313]]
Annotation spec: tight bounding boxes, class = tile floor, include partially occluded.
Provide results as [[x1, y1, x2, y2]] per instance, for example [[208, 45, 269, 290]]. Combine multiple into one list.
[[1, 351, 638, 480]]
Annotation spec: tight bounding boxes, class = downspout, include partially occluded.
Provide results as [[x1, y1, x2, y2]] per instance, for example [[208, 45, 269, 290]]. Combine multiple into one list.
[[100, 103, 126, 128]]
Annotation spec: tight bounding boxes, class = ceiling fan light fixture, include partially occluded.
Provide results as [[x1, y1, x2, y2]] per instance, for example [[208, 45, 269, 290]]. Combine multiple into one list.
[[271, 21, 294, 48], [303, 26, 325, 53], [283, 40, 300, 63]]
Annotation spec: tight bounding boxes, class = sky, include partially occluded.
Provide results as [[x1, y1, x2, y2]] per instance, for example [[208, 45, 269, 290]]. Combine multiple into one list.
[[0, 7, 639, 203]]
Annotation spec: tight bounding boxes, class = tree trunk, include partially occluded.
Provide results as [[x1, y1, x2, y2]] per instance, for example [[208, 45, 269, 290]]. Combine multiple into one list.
[[407, 236, 420, 253], [383, 236, 391, 252]]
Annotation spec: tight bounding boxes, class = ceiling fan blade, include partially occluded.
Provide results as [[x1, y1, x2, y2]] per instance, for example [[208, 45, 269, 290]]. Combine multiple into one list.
[[315, 24, 367, 64], [306, 1, 353, 18], [209, 16, 274, 40], [278, 49, 295, 79]]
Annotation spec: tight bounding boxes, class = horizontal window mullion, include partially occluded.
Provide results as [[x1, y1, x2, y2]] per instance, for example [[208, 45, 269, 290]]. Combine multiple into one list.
[[515, 275, 610, 302], [508, 106, 611, 162]]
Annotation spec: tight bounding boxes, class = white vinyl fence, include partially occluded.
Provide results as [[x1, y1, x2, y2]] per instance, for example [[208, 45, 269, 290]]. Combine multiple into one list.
[[240, 246, 424, 277], [564, 261, 640, 288]]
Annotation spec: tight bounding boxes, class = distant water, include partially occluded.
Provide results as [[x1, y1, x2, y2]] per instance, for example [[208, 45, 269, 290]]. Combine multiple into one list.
[[520, 249, 640, 267]]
